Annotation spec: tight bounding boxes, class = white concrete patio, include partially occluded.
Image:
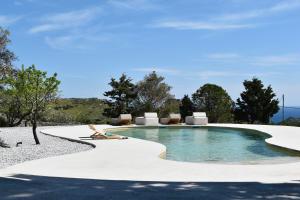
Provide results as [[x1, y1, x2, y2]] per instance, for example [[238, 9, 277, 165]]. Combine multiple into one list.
[[1, 124, 300, 184]]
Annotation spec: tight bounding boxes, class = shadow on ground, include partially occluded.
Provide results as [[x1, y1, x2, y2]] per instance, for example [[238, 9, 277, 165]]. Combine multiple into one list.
[[0, 174, 300, 200]]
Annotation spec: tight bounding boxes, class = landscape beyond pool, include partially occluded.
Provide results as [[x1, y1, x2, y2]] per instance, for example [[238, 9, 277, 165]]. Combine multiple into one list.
[[112, 127, 300, 164]]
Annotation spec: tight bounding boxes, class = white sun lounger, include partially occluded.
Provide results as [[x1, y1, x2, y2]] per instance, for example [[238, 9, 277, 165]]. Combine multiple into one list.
[[111, 114, 132, 125], [135, 112, 159, 126], [185, 112, 208, 125], [160, 113, 181, 124]]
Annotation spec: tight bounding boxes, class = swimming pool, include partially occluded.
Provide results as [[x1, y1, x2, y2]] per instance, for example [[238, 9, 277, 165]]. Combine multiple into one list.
[[111, 127, 300, 164]]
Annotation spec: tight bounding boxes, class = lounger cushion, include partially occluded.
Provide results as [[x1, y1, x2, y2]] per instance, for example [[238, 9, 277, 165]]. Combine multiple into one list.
[[193, 112, 206, 118], [160, 118, 170, 124], [119, 114, 132, 120], [135, 117, 159, 125], [145, 118, 159, 126], [169, 113, 181, 119], [185, 116, 208, 125], [144, 112, 158, 118], [193, 117, 208, 125]]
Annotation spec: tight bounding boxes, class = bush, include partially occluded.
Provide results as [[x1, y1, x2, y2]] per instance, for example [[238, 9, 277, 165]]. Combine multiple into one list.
[[41, 98, 108, 125], [280, 117, 300, 127], [0, 116, 8, 127], [0, 138, 9, 148], [180, 95, 195, 121], [159, 98, 180, 117], [192, 84, 234, 123]]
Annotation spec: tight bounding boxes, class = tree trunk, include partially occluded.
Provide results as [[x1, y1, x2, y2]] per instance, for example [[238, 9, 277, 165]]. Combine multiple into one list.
[[32, 115, 40, 145]]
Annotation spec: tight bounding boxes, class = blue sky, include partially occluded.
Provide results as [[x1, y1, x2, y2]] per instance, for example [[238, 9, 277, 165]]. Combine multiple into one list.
[[1, 0, 300, 105]]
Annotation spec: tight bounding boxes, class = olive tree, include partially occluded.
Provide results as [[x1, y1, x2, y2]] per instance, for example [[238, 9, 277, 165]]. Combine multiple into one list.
[[0, 27, 16, 81], [0, 89, 25, 127], [4, 65, 60, 144], [159, 98, 180, 117], [0, 27, 17, 126], [133, 71, 174, 116], [192, 84, 234, 123]]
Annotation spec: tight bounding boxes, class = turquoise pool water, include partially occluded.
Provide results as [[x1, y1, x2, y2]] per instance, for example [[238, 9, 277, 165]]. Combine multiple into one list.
[[112, 127, 300, 163]]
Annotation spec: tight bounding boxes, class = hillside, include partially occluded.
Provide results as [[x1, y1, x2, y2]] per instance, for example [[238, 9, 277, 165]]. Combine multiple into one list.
[[41, 98, 108, 125]]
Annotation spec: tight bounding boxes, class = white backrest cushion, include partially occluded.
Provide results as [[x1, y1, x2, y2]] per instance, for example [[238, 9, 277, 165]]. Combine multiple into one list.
[[193, 112, 206, 117], [144, 112, 158, 118], [169, 113, 181, 119], [119, 114, 132, 120]]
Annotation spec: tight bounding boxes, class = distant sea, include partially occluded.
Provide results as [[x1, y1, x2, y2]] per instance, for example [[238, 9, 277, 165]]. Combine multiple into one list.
[[272, 106, 300, 123]]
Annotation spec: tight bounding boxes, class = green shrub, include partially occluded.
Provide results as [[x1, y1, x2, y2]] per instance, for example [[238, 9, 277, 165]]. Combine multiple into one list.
[[0, 138, 9, 148], [41, 98, 108, 125], [280, 117, 300, 127], [0, 116, 8, 127]]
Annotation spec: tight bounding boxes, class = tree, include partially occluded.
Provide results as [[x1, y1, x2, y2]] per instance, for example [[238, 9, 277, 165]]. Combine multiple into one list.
[[235, 78, 279, 124], [133, 71, 174, 116], [180, 95, 195, 121], [281, 117, 300, 127], [0, 88, 25, 127], [103, 74, 136, 118], [0, 27, 17, 126], [192, 84, 234, 123], [0, 27, 17, 81], [3, 65, 60, 144], [159, 98, 180, 117]]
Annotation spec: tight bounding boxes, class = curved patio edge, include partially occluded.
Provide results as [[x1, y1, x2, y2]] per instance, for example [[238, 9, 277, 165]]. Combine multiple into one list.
[[1, 124, 300, 183], [41, 128, 97, 148]]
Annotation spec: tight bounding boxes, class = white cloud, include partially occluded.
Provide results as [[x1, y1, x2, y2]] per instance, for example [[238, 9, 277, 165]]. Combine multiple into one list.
[[206, 53, 240, 59], [29, 7, 102, 34], [45, 34, 108, 50], [132, 67, 180, 75], [153, 20, 254, 30], [195, 71, 239, 79], [45, 36, 75, 49], [193, 70, 279, 80], [204, 53, 300, 67], [252, 54, 300, 66], [270, 0, 300, 12], [30, 24, 59, 33], [218, 0, 300, 21], [0, 15, 21, 26], [152, 0, 300, 31], [108, 0, 158, 10], [131, 67, 278, 80], [14, 0, 35, 6]]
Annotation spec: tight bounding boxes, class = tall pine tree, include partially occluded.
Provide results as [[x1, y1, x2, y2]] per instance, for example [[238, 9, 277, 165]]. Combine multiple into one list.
[[180, 95, 194, 121], [103, 74, 136, 118], [235, 78, 279, 124]]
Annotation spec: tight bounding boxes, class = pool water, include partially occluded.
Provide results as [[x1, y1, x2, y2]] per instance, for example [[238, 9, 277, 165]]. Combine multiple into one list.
[[112, 127, 300, 163]]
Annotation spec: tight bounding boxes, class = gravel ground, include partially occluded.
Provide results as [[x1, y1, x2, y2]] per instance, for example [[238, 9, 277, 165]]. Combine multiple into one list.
[[0, 127, 93, 169]]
